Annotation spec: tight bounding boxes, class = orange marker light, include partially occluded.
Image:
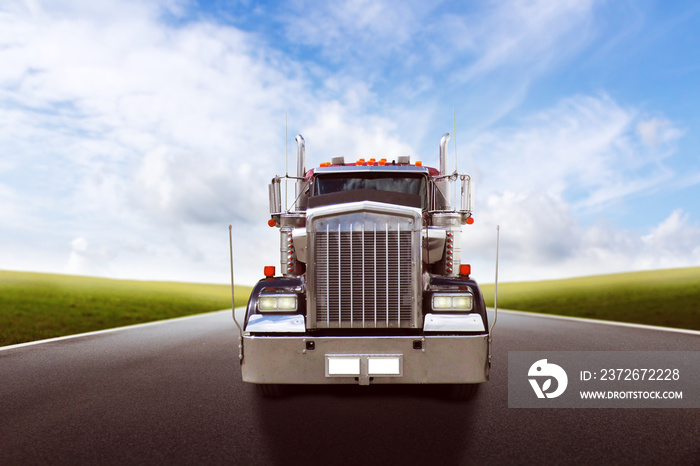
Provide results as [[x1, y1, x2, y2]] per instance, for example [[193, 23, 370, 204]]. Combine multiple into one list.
[[466, 217, 474, 225], [415, 161, 422, 166], [268, 219, 276, 227], [264, 266, 275, 277], [460, 264, 471, 276]]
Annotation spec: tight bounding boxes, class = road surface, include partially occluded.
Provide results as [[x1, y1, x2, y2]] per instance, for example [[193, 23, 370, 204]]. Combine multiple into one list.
[[1, 309, 698, 465]]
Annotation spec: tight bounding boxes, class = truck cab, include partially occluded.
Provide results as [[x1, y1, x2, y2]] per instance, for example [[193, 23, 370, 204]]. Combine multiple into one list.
[[238, 134, 490, 399]]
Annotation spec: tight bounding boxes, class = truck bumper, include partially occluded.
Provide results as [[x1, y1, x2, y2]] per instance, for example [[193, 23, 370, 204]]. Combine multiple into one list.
[[241, 334, 489, 385]]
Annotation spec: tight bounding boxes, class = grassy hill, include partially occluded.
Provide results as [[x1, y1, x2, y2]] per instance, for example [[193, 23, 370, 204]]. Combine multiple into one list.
[[0, 271, 251, 347], [480, 266, 700, 331]]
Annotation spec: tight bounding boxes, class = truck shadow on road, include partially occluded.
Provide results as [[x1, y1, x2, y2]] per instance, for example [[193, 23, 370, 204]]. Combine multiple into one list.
[[254, 384, 478, 465]]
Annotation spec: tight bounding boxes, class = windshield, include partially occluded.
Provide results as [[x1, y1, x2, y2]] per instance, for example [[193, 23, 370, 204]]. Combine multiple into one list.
[[314, 173, 427, 209]]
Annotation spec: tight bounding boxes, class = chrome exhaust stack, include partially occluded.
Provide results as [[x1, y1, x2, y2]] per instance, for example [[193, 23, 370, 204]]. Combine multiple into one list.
[[295, 134, 305, 210], [437, 133, 451, 209], [439, 133, 450, 176]]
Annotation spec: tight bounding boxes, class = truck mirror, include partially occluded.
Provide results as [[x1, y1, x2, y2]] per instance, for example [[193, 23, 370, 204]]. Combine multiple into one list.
[[460, 175, 473, 213], [269, 177, 282, 214]]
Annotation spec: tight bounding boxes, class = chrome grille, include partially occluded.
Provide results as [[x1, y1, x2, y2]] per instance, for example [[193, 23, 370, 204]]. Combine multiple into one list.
[[313, 220, 416, 328]]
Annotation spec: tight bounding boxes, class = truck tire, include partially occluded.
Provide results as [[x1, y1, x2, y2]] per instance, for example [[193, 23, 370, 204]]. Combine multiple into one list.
[[447, 383, 480, 401], [255, 383, 286, 398]]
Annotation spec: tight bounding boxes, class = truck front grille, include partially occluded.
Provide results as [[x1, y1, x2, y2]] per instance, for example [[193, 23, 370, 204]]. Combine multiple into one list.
[[313, 221, 416, 328]]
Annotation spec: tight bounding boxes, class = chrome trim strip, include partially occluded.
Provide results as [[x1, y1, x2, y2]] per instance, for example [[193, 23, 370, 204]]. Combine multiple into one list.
[[362, 223, 366, 327], [350, 221, 353, 326], [397, 223, 401, 327], [373, 224, 377, 327], [313, 165, 429, 174], [326, 224, 329, 327], [385, 222, 389, 327], [245, 314, 306, 333], [337, 223, 341, 327], [423, 313, 485, 332]]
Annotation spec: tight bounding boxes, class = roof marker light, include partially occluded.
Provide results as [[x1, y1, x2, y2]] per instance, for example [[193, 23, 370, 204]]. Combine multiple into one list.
[[460, 264, 471, 277], [264, 266, 275, 277], [415, 161, 422, 166]]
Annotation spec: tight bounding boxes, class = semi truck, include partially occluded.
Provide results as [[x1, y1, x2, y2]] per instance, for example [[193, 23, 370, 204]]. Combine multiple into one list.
[[232, 133, 492, 400]]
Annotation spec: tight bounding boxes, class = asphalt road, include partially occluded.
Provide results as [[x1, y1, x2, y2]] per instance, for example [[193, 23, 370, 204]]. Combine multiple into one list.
[[1, 309, 698, 465]]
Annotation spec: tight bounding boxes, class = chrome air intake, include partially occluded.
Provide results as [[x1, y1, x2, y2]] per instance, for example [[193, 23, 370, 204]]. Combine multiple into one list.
[[307, 202, 422, 329]]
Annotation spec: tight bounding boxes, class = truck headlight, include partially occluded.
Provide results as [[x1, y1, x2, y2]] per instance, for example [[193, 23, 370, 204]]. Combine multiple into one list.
[[431, 293, 473, 311], [258, 294, 298, 312]]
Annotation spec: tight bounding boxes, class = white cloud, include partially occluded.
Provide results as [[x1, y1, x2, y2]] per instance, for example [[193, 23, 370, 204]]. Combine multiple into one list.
[[464, 94, 680, 213], [457, 93, 692, 283], [460, 0, 596, 81], [641, 209, 700, 262], [282, 0, 432, 61], [65, 236, 115, 276], [462, 190, 579, 282], [279, 0, 597, 84], [464, 195, 700, 284], [301, 102, 414, 163], [636, 117, 684, 147], [0, 1, 298, 282], [573, 209, 700, 275]]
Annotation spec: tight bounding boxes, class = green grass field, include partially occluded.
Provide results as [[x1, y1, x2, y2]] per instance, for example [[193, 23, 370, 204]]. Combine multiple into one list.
[[1, 266, 698, 347], [480, 266, 700, 331], [0, 271, 251, 347]]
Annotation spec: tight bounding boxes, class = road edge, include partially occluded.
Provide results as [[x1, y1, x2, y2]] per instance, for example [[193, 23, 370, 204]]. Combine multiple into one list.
[[491, 308, 700, 336], [0, 308, 245, 352]]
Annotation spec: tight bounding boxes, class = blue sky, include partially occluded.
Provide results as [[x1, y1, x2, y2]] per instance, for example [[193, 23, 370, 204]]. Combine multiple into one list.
[[1, 0, 699, 285]]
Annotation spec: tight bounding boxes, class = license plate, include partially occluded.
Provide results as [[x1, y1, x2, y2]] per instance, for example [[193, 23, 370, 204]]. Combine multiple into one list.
[[325, 355, 403, 377]]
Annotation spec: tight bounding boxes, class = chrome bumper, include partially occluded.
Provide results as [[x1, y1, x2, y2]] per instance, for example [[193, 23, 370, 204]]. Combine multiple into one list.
[[241, 333, 489, 385]]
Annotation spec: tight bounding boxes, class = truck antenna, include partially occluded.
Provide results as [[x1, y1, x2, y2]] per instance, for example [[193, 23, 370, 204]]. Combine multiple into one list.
[[488, 225, 500, 366], [453, 107, 457, 173], [229, 224, 243, 362], [490, 225, 500, 335], [285, 112, 288, 210]]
